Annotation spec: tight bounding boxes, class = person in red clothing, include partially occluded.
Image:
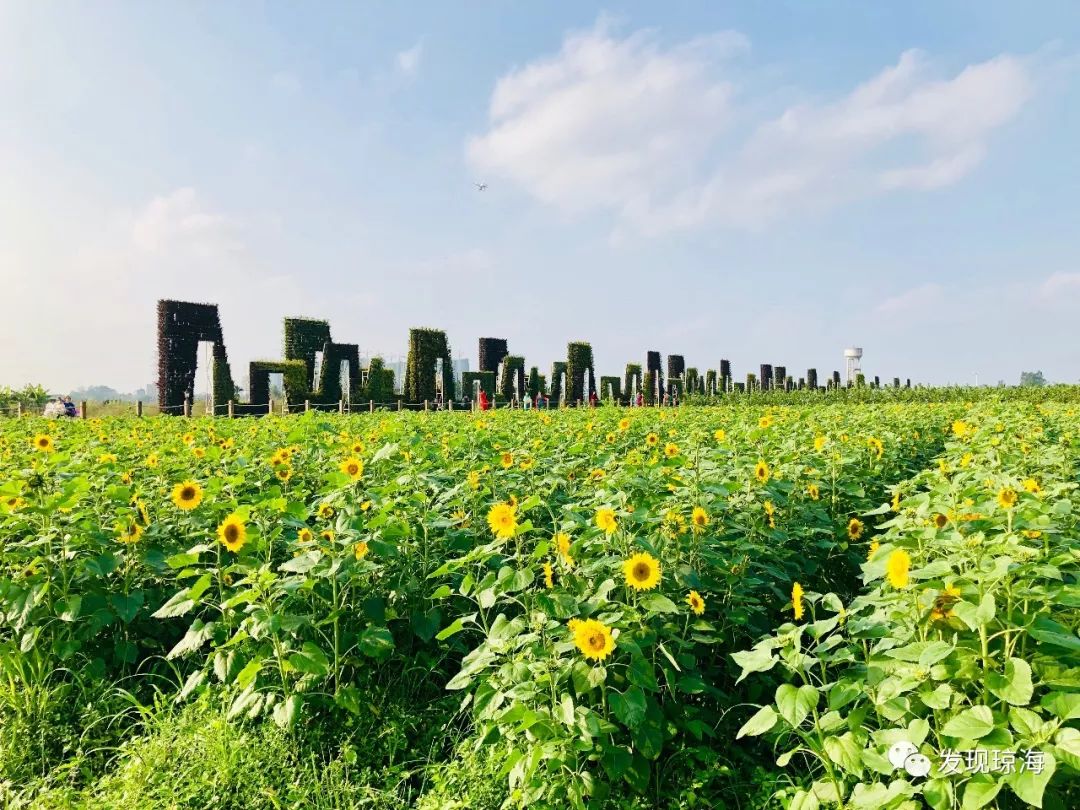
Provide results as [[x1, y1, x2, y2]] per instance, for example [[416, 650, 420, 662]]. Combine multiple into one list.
[[588, 390, 599, 408], [478, 389, 490, 411]]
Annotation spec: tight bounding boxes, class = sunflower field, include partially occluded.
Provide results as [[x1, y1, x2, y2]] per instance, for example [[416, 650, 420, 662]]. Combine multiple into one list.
[[0, 397, 1077, 809]]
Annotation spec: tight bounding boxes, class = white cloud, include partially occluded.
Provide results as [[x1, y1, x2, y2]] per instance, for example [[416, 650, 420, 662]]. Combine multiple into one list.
[[396, 41, 424, 77], [129, 187, 232, 254], [1037, 271, 1080, 298], [468, 22, 1034, 235]]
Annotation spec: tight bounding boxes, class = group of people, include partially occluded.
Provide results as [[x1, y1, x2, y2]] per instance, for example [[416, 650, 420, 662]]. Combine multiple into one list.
[[43, 395, 78, 418], [469, 388, 679, 410]]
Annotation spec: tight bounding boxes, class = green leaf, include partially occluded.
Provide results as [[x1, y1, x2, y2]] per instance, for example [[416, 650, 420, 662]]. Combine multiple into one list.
[[273, 694, 301, 729], [1004, 749, 1055, 808], [788, 789, 820, 810], [961, 775, 1001, 810], [986, 658, 1033, 706], [57, 595, 81, 622], [1028, 617, 1080, 652], [941, 705, 995, 739], [235, 657, 262, 689], [558, 693, 575, 726], [974, 592, 996, 624], [736, 705, 777, 739], [288, 642, 329, 676], [731, 645, 777, 684], [435, 613, 476, 641], [638, 593, 679, 614], [358, 626, 395, 658], [775, 683, 818, 728], [1054, 727, 1080, 772], [608, 686, 647, 729], [1041, 691, 1080, 720], [822, 732, 863, 775], [152, 589, 196, 619]]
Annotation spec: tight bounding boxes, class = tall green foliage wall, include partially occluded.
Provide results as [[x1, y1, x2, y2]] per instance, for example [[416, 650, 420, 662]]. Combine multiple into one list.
[[404, 328, 454, 403], [550, 361, 567, 404], [283, 318, 332, 390], [566, 342, 595, 404], [500, 355, 526, 401]]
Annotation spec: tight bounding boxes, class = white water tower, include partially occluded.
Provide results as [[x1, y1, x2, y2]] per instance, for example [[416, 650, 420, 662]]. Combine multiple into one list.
[[844, 347, 863, 384]]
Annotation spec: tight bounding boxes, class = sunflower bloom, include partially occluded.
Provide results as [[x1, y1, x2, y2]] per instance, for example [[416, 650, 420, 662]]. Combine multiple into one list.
[[868, 540, 879, 560], [317, 503, 335, 520], [32, 434, 55, 452], [117, 520, 144, 544], [754, 460, 770, 484], [847, 518, 864, 541], [340, 457, 364, 481], [807, 483, 820, 500], [664, 442, 679, 458], [886, 549, 911, 589], [714, 429, 726, 442], [354, 541, 369, 561], [687, 590, 705, 615], [623, 552, 661, 591], [543, 562, 554, 588], [171, 480, 204, 511], [996, 488, 1018, 510], [618, 418, 631, 431], [691, 506, 709, 530], [572, 619, 615, 662], [467, 470, 480, 490], [1022, 478, 1041, 495], [595, 507, 617, 535], [645, 433, 659, 447], [555, 532, 574, 567], [932, 512, 948, 529], [792, 582, 804, 620], [487, 502, 517, 539], [298, 527, 314, 543], [500, 452, 513, 469], [217, 513, 248, 553]]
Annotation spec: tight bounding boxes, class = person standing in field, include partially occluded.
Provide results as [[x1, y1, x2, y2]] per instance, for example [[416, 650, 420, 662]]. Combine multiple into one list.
[[478, 389, 490, 411]]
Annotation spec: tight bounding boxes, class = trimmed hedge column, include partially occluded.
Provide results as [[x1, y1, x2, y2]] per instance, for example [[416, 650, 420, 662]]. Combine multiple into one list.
[[550, 362, 567, 405], [685, 367, 699, 394], [405, 328, 455, 403], [283, 317, 332, 391], [527, 366, 542, 400], [500, 355, 526, 401], [365, 357, 395, 403], [599, 376, 621, 401], [623, 364, 642, 401], [643, 371, 657, 405], [666, 354, 685, 381], [157, 299, 235, 413], [807, 368, 818, 390], [248, 360, 308, 409], [317, 342, 362, 405], [720, 359, 731, 392], [705, 369, 717, 395], [478, 338, 508, 374], [566, 342, 595, 404], [759, 364, 773, 391], [646, 351, 664, 399], [461, 371, 496, 400]]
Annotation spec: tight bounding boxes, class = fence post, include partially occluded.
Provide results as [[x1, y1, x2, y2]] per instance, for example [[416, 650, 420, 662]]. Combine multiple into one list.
[[338, 400, 344, 414], [15, 402, 22, 418], [304, 400, 311, 413], [397, 399, 402, 411], [182, 395, 190, 418], [449, 399, 454, 412], [268, 399, 274, 416], [136, 401, 143, 417], [369, 400, 374, 413], [80, 401, 87, 419], [227, 400, 235, 418], [424, 400, 429, 412]]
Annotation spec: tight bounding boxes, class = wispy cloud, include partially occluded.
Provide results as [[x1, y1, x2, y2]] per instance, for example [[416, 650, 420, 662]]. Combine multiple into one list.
[[874, 283, 945, 316], [468, 21, 1035, 236], [396, 40, 424, 77]]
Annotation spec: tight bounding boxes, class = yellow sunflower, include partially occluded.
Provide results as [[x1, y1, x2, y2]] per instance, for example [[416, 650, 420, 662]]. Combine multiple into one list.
[[595, 507, 617, 535], [686, 590, 705, 615], [1022, 478, 1040, 495], [32, 434, 54, 452], [317, 503, 335, 520], [792, 581, 804, 620], [807, 483, 820, 501], [996, 488, 1018, 510], [932, 512, 948, 529], [663, 442, 679, 458], [275, 466, 292, 482], [847, 518, 864, 541], [298, 527, 314, 543], [886, 549, 910, 589], [572, 618, 615, 662], [467, 470, 481, 490], [500, 452, 513, 469], [340, 457, 364, 481], [623, 552, 661, 591], [754, 460, 770, 484], [486, 502, 518, 539], [867, 540, 879, 560], [645, 432, 659, 447], [117, 520, 144, 544], [543, 562, 554, 588], [691, 506, 709, 530], [519, 457, 535, 471], [618, 417, 631, 431], [171, 480, 204, 511], [217, 513, 248, 553], [354, 541, 369, 560]]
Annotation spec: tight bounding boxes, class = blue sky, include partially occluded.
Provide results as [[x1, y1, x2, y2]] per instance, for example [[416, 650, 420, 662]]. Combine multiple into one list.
[[2, 1, 1079, 392]]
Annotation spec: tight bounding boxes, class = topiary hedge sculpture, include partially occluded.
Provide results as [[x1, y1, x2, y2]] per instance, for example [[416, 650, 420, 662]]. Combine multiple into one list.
[[157, 300, 236, 413], [405, 328, 454, 403], [283, 318, 332, 391], [566, 342, 595, 405], [623, 364, 642, 402], [462, 371, 496, 400], [599, 376, 621, 401], [550, 361, 567, 405], [646, 351, 664, 400], [500, 355, 526, 401], [478, 338, 508, 374], [666, 355, 685, 381]]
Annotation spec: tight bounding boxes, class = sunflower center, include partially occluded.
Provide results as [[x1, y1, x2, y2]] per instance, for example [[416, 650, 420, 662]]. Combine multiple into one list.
[[633, 563, 650, 581], [181, 487, 196, 501], [224, 524, 239, 542], [587, 633, 605, 651]]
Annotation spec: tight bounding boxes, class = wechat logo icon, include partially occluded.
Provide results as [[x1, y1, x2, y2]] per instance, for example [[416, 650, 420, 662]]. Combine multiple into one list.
[[888, 741, 931, 778]]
